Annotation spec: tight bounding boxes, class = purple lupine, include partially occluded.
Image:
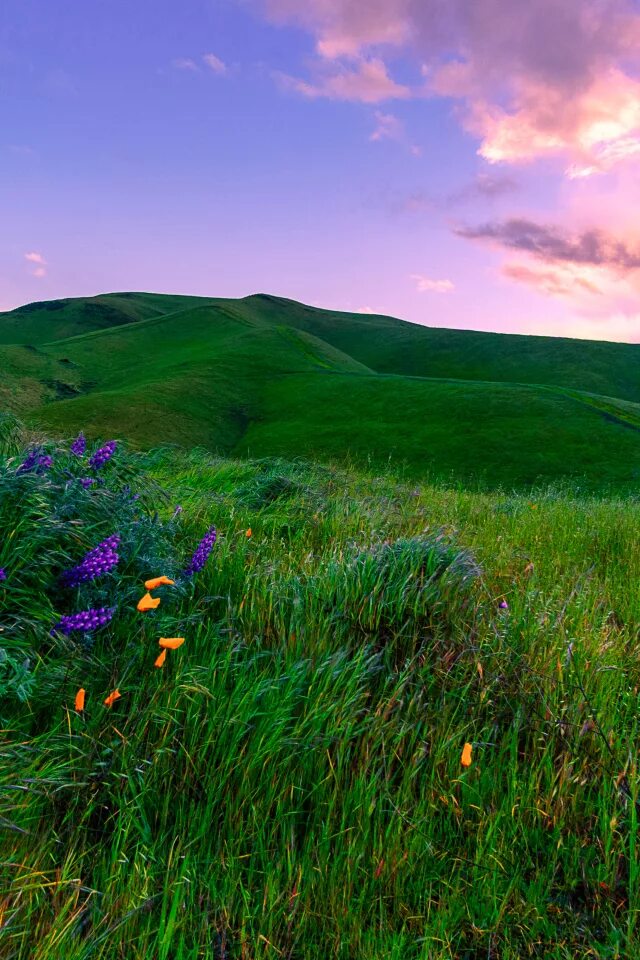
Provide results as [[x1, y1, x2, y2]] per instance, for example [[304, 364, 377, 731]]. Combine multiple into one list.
[[17, 448, 52, 474], [78, 477, 96, 488], [52, 606, 115, 635], [88, 440, 117, 470], [60, 534, 121, 587], [71, 432, 86, 456], [0, 569, 6, 581], [184, 525, 217, 576]]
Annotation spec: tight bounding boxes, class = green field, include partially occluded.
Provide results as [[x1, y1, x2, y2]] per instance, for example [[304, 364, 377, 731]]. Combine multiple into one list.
[[2, 291, 640, 492], [1, 426, 639, 958]]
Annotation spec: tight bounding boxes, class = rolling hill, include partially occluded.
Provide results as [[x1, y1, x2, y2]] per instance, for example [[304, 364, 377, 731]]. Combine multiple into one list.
[[1, 290, 639, 492]]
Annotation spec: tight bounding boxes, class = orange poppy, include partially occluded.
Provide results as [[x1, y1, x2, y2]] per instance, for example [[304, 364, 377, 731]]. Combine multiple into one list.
[[144, 575, 175, 590], [74, 687, 86, 712], [137, 592, 161, 612], [246, 528, 252, 538], [154, 649, 167, 668], [158, 636, 185, 649], [461, 742, 473, 767], [104, 689, 121, 708]]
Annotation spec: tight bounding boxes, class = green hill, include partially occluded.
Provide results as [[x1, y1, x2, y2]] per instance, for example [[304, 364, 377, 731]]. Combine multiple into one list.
[[1, 290, 640, 492]]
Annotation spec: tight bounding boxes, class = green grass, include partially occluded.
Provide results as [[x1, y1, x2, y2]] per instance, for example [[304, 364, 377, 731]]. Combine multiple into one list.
[[2, 291, 640, 492], [1, 428, 639, 958]]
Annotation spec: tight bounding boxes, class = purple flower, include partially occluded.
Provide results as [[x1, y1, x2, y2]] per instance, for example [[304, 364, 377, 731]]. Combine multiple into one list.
[[88, 440, 117, 470], [79, 477, 96, 488], [52, 606, 115, 636], [172, 505, 183, 519], [60, 534, 120, 587], [184, 525, 217, 576], [499, 600, 509, 609], [17, 448, 52, 474], [0, 569, 6, 581], [71, 432, 86, 456]]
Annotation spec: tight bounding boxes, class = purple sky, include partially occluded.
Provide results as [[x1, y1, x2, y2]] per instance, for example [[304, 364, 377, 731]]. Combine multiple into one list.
[[2, 0, 640, 340]]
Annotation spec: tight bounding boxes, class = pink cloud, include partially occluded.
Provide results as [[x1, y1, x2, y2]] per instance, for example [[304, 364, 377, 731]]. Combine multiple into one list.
[[203, 53, 227, 74], [410, 273, 455, 293], [272, 56, 411, 103], [24, 251, 47, 278], [252, 0, 640, 175], [368, 110, 421, 153], [501, 262, 603, 297]]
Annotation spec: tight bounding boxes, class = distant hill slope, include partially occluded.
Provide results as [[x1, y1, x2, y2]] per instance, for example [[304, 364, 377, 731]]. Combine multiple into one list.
[[1, 290, 639, 492]]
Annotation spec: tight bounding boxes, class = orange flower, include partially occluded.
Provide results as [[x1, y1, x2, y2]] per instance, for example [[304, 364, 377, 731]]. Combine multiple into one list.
[[144, 575, 175, 590], [154, 649, 167, 668], [246, 528, 252, 538], [461, 742, 473, 767], [137, 592, 161, 612], [158, 636, 185, 650], [104, 689, 121, 708], [74, 687, 86, 712]]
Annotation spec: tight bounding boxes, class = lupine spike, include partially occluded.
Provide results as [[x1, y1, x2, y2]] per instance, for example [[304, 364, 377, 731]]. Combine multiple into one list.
[[184, 525, 217, 576], [88, 440, 117, 470], [60, 535, 120, 587], [52, 606, 115, 635], [70, 432, 86, 456]]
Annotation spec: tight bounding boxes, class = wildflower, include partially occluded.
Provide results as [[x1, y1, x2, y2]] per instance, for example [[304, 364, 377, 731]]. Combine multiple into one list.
[[104, 689, 121, 708], [499, 600, 508, 609], [137, 592, 160, 612], [52, 606, 115, 635], [158, 637, 184, 649], [70, 432, 86, 456], [184, 525, 216, 576], [17, 448, 53, 474], [78, 477, 96, 489], [246, 528, 252, 538], [461, 742, 473, 767], [74, 688, 86, 712], [60, 534, 120, 587], [144, 575, 175, 590], [0, 569, 5, 582], [172, 505, 183, 519], [154, 649, 167, 668], [88, 440, 117, 470]]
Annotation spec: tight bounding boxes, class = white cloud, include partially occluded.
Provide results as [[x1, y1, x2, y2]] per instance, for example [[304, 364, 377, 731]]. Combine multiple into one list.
[[173, 58, 199, 71], [24, 251, 46, 264], [410, 273, 454, 293], [203, 53, 227, 74]]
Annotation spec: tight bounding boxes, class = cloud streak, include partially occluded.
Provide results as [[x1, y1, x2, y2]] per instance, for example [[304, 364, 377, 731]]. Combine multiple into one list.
[[411, 273, 454, 293], [454, 217, 640, 272]]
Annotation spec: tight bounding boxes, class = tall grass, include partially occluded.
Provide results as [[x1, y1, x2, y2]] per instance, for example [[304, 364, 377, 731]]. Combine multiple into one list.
[[0, 437, 638, 958]]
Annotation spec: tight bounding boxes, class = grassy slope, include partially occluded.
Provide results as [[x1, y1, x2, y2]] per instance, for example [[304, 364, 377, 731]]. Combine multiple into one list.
[[3, 437, 640, 958], [236, 372, 640, 491], [2, 291, 640, 491]]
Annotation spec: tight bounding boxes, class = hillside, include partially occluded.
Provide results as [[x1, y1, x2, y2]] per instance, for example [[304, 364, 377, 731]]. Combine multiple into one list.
[[1, 291, 639, 492]]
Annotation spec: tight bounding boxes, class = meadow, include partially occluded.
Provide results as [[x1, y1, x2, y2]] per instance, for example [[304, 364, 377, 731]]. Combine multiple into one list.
[[1, 413, 639, 959]]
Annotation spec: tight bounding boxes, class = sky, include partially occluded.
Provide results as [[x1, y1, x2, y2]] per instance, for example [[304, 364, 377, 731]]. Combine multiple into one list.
[[2, 0, 640, 341]]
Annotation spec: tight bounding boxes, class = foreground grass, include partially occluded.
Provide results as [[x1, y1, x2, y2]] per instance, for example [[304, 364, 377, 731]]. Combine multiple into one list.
[[1, 429, 639, 958]]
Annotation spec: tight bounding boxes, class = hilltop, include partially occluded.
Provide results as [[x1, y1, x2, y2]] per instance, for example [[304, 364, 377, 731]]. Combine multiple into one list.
[[1, 290, 639, 492]]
